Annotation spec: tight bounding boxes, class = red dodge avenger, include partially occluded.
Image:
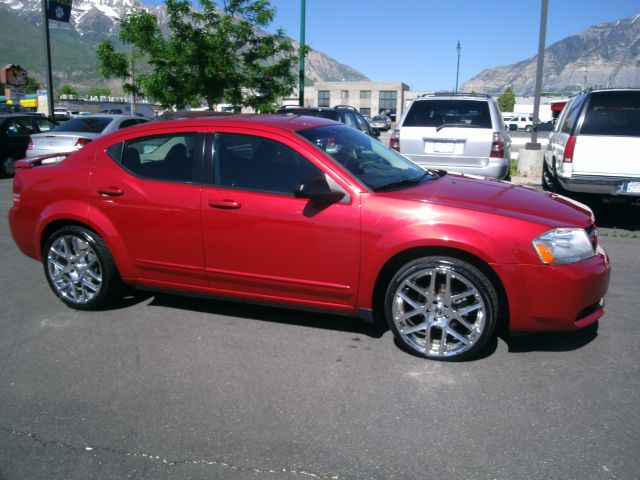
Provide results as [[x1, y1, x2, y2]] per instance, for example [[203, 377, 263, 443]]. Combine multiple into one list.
[[8, 115, 610, 360]]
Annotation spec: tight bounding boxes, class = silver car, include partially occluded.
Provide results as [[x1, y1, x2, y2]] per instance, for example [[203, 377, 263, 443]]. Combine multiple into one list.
[[370, 114, 392, 131], [390, 94, 511, 179], [27, 114, 149, 158]]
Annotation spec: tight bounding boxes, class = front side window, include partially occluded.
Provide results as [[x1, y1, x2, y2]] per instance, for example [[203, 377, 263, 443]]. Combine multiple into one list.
[[107, 132, 203, 183], [298, 124, 434, 192], [213, 133, 325, 195], [34, 117, 56, 132], [318, 90, 330, 107]]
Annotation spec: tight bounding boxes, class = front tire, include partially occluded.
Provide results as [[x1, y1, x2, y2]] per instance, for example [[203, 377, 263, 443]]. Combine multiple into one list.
[[43, 226, 123, 310], [385, 256, 498, 361]]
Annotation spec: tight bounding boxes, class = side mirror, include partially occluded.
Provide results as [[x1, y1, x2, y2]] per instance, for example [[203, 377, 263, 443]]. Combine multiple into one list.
[[370, 128, 380, 138], [295, 178, 345, 204]]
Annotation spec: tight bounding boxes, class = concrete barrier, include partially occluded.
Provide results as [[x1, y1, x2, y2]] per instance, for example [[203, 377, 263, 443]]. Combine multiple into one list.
[[517, 149, 544, 179]]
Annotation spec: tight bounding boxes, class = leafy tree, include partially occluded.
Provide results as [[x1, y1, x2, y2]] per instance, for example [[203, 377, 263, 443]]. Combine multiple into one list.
[[87, 87, 112, 98], [497, 86, 515, 113], [59, 84, 79, 96], [97, 0, 297, 111]]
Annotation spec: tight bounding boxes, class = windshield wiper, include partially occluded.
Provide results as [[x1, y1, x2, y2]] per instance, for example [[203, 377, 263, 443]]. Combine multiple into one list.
[[374, 172, 429, 192]]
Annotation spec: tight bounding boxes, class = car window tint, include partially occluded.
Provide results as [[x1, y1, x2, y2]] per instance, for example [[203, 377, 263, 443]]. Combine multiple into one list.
[[580, 91, 640, 137], [214, 133, 324, 195], [111, 133, 203, 183], [4, 118, 34, 136], [34, 118, 56, 132], [54, 117, 113, 133], [343, 112, 357, 128], [298, 124, 429, 191], [561, 94, 588, 134], [403, 100, 491, 128], [119, 119, 139, 129], [354, 113, 369, 133]]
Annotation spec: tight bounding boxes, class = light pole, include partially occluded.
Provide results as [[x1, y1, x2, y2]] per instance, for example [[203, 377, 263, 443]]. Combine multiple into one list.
[[298, 0, 306, 107], [455, 41, 461, 94]]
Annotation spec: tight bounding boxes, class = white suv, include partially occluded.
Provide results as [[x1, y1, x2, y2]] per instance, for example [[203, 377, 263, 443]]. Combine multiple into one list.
[[390, 94, 511, 179], [543, 89, 640, 204]]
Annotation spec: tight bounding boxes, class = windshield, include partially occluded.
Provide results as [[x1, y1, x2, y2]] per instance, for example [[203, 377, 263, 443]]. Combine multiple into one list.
[[54, 117, 112, 133], [298, 124, 436, 191]]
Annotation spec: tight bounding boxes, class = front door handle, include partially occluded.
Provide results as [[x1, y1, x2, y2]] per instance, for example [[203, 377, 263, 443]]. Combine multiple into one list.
[[209, 199, 241, 209], [97, 186, 124, 197]]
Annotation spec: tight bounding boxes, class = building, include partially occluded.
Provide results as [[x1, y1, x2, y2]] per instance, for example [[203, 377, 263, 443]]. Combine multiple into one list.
[[298, 81, 410, 121]]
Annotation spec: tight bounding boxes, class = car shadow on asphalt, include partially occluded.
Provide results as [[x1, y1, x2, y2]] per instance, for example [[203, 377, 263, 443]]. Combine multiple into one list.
[[146, 292, 389, 338], [579, 198, 640, 231], [504, 322, 599, 353]]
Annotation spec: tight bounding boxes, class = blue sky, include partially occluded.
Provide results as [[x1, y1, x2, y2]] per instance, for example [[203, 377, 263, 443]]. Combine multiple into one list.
[[145, 0, 640, 91]]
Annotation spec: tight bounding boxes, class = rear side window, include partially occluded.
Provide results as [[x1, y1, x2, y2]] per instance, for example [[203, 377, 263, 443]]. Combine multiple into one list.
[[55, 117, 112, 133], [402, 100, 492, 129], [560, 94, 588, 134], [107, 132, 203, 183], [580, 91, 640, 137]]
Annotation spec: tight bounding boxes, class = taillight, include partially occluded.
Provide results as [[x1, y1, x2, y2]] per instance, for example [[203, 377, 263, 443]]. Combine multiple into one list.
[[490, 132, 505, 158], [75, 138, 92, 147], [27, 138, 33, 150], [562, 135, 576, 163], [390, 130, 400, 151], [12, 175, 22, 206]]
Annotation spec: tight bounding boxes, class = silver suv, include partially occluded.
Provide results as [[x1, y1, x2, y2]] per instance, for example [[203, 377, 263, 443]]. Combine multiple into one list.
[[390, 94, 511, 179], [543, 89, 640, 204]]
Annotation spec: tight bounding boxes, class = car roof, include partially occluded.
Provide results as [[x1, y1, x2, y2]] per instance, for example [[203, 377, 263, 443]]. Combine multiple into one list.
[[150, 113, 339, 133]]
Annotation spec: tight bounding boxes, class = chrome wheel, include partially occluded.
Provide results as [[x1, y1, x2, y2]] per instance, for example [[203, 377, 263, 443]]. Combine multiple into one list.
[[389, 262, 490, 359], [47, 234, 103, 305]]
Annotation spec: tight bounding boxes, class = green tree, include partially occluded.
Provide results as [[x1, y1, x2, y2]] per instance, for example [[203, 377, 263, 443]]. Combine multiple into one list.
[[59, 84, 79, 96], [87, 87, 112, 98], [97, 0, 297, 111], [497, 86, 515, 113]]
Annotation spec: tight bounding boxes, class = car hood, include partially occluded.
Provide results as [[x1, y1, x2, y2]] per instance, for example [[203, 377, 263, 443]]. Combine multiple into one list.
[[383, 173, 594, 228]]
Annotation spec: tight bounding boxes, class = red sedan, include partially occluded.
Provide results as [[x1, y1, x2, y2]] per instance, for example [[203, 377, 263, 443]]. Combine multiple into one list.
[[8, 115, 610, 360]]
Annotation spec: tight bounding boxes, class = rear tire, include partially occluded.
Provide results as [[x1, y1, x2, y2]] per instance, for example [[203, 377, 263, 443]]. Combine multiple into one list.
[[43, 226, 123, 310], [385, 256, 498, 361], [1, 156, 16, 178]]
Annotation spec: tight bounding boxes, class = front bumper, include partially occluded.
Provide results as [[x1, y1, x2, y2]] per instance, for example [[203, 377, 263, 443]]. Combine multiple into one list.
[[498, 247, 611, 332]]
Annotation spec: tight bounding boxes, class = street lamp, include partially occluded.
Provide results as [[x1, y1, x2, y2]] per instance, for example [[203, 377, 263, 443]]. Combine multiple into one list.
[[298, 0, 306, 107], [455, 41, 461, 94]]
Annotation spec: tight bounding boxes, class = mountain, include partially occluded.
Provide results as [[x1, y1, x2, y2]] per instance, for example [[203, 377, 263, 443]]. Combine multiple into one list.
[[0, 0, 368, 91], [462, 13, 640, 95]]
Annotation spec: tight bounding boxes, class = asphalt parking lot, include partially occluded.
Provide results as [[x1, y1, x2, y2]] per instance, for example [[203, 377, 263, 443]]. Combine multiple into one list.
[[1, 176, 639, 480]]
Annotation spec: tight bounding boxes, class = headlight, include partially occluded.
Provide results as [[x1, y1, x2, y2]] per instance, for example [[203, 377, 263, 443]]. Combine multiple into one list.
[[532, 228, 596, 265]]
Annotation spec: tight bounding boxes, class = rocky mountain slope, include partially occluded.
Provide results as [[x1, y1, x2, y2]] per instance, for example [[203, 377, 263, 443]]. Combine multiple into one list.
[[462, 13, 640, 94], [0, 0, 368, 90]]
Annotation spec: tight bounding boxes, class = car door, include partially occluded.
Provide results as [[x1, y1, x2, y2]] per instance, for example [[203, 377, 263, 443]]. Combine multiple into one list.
[[1, 117, 34, 159], [200, 129, 361, 311], [89, 127, 208, 287]]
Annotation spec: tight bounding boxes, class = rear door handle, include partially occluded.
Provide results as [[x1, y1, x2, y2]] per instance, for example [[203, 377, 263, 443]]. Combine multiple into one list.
[[209, 199, 241, 209], [97, 186, 124, 197]]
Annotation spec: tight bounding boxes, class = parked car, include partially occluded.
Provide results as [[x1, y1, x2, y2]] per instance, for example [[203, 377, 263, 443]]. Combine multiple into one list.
[[543, 88, 640, 204], [276, 105, 379, 138], [0, 114, 56, 177], [9, 115, 610, 361], [27, 114, 149, 158], [370, 114, 392, 131], [390, 93, 511, 179], [506, 114, 533, 132]]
